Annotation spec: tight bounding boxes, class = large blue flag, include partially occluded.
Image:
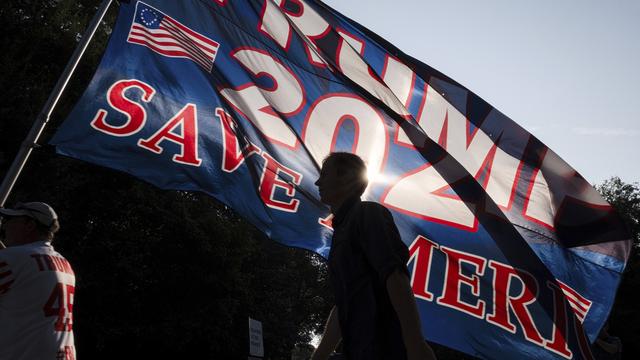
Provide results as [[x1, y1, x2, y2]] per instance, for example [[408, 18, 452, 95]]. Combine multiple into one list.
[[51, 1, 631, 358]]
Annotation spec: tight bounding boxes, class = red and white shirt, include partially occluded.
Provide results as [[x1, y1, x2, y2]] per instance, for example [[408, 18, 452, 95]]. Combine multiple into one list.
[[0, 241, 76, 360]]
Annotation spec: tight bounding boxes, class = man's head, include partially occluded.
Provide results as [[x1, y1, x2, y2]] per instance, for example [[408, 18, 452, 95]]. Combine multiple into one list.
[[315, 152, 368, 210], [0, 202, 60, 247]]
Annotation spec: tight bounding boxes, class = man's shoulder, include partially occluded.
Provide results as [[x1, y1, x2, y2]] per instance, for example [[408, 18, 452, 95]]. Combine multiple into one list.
[[0, 244, 28, 258], [358, 201, 392, 216], [0, 241, 54, 261], [347, 201, 395, 230]]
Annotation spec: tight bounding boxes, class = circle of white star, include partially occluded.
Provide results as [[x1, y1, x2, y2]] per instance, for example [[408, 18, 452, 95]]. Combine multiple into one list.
[[140, 8, 159, 26]]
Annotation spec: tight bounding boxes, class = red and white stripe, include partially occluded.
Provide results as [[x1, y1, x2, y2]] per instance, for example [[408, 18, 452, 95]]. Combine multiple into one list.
[[558, 280, 592, 323], [127, 13, 219, 72]]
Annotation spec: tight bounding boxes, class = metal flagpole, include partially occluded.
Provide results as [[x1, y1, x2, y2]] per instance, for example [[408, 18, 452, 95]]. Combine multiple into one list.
[[0, 0, 114, 207]]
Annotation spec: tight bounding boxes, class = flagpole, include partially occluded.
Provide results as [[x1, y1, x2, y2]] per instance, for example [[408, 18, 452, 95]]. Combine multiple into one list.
[[0, 0, 114, 207]]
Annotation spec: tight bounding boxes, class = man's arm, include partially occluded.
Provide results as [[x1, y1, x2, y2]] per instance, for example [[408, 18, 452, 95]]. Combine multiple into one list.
[[311, 305, 342, 360], [387, 269, 437, 360]]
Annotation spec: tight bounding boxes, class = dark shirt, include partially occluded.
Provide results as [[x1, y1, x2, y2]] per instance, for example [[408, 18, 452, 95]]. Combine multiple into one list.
[[329, 196, 410, 360], [592, 335, 622, 360]]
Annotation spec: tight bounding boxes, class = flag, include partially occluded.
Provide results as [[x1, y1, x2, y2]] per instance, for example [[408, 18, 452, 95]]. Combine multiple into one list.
[[126, 2, 219, 71], [51, 1, 631, 359]]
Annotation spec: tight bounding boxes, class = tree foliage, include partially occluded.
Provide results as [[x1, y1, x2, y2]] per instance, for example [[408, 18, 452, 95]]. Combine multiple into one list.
[[596, 177, 640, 248], [596, 177, 640, 359]]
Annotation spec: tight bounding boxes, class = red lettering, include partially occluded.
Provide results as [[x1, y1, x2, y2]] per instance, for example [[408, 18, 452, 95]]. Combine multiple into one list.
[[487, 261, 544, 345], [220, 48, 305, 148], [52, 256, 65, 272], [62, 258, 74, 275], [31, 254, 45, 271], [138, 103, 202, 166], [43, 255, 56, 271], [259, 0, 331, 67], [381, 56, 416, 110], [31, 255, 73, 274], [43, 283, 74, 332], [216, 108, 261, 173], [334, 29, 410, 117], [258, 153, 302, 212], [301, 93, 388, 180], [90, 79, 155, 136], [57, 346, 76, 360], [437, 246, 486, 318], [393, 84, 524, 214], [65, 284, 75, 331], [318, 214, 333, 229], [544, 282, 572, 359], [407, 235, 438, 301]]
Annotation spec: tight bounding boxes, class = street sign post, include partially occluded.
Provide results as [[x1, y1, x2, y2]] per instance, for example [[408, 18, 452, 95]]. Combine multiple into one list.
[[248, 317, 264, 359]]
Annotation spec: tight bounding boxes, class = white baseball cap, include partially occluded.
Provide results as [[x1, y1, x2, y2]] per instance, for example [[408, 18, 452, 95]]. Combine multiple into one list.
[[0, 202, 58, 227]]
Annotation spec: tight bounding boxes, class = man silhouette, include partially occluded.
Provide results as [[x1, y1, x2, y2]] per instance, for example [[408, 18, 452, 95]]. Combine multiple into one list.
[[312, 153, 436, 360]]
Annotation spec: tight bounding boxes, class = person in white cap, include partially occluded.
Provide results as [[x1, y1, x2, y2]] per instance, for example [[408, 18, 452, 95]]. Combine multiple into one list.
[[0, 202, 76, 360]]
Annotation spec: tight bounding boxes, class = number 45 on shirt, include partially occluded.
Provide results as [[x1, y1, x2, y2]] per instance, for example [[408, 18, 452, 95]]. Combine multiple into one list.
[[43, 283, 75, 332]]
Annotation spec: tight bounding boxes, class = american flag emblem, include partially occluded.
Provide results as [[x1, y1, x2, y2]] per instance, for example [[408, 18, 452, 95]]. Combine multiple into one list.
[[558, 280, 592, 323], [127, 2, 220, 72]]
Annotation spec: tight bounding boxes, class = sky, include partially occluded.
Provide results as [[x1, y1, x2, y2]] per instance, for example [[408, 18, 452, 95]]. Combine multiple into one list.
[[323, 0, 640, 185]]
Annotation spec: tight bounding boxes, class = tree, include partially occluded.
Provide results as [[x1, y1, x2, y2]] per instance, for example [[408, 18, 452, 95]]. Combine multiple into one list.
[[596, 177, 640, 359], [596, 177, 640, 248]]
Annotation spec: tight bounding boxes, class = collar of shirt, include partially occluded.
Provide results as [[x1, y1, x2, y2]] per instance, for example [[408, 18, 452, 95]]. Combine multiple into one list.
[[332, 195, 361, 229], [16, 240, 51, 249]]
